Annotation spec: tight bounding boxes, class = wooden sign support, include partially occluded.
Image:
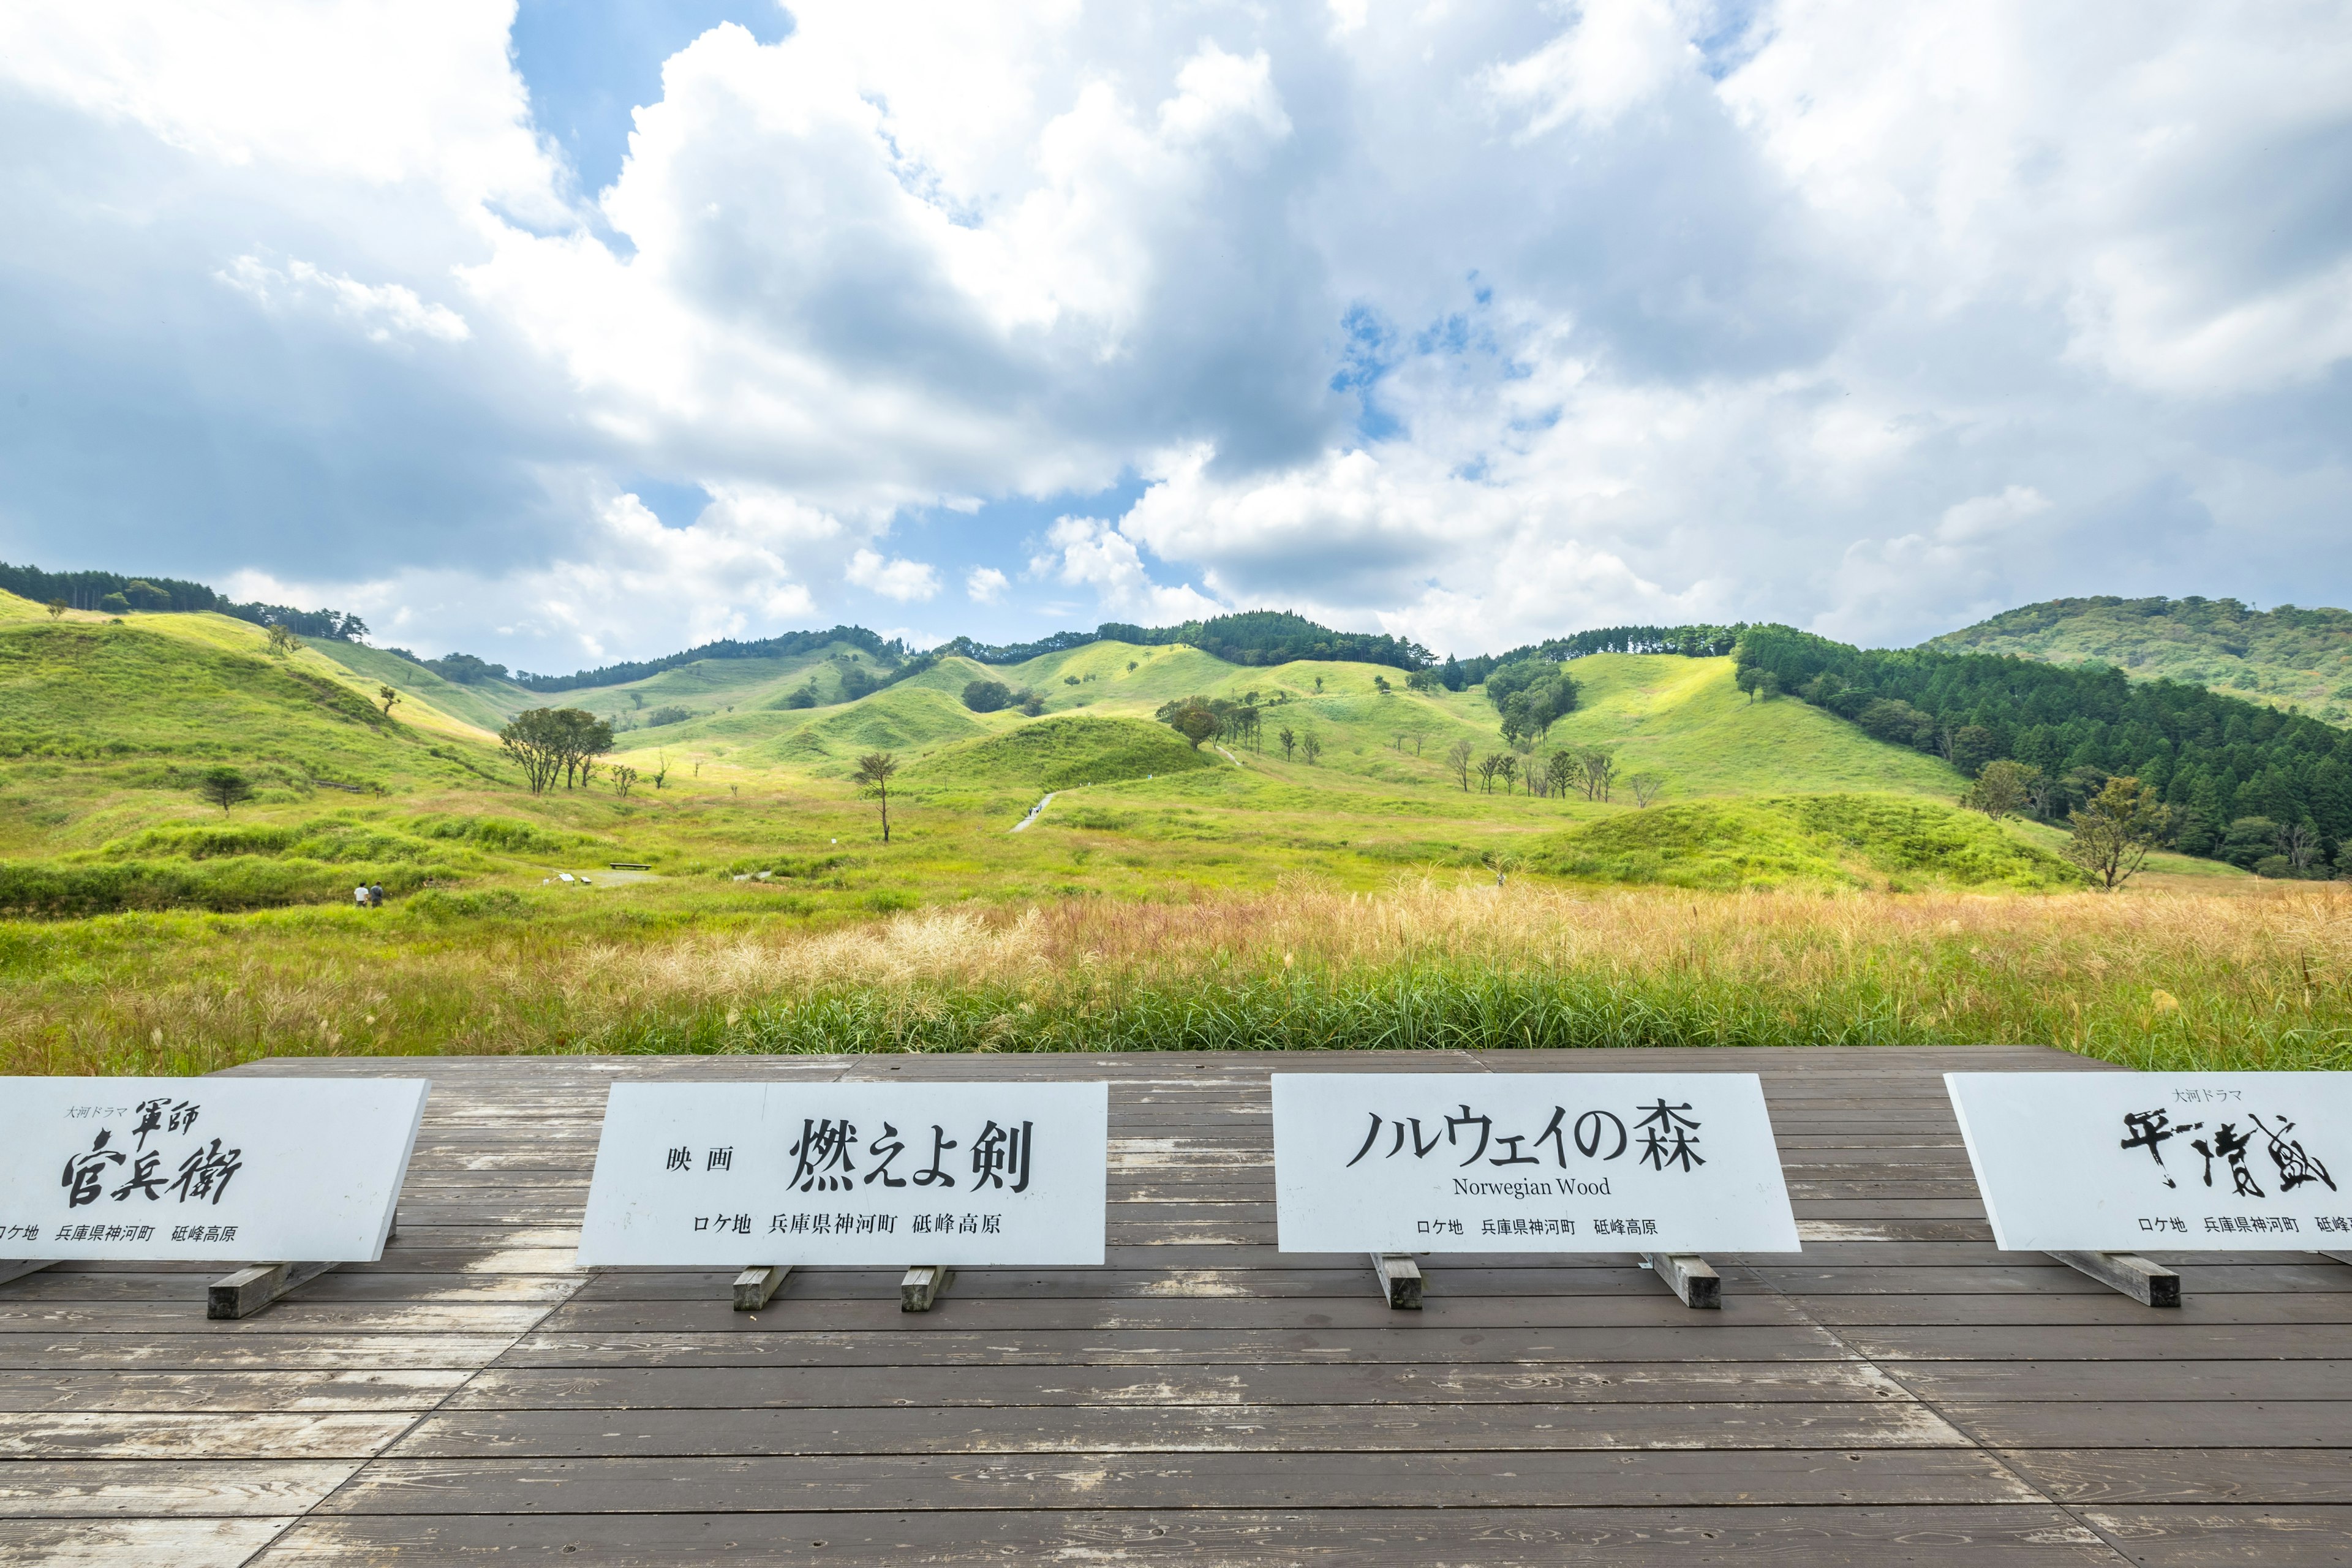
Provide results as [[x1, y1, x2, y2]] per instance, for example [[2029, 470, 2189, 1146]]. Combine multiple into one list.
[[1642, 1251, 1723, 1310], [2049, 1250, 2180, 1308], [2321, 1251, 2352, 1268], [205, 1212, 399, 1322], [1370, 1252, 1422, 1310], [733, 1265, 790, 1310], [900, 1264, 953, 1312], [0, 1261, 55, 1287]]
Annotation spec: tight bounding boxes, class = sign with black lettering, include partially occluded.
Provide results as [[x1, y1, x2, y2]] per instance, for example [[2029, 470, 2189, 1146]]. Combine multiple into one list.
[[0, 1077, 426, 1261], [1948, 1072, 2351, 1250], [576, 1082, 1109, 1266], [1272, 1072, 1799, 1253]]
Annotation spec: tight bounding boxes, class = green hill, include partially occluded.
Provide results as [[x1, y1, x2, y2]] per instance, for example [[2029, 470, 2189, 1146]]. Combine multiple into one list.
[[1928, 596, 2352, 725], [905, 715, 1214, 793]]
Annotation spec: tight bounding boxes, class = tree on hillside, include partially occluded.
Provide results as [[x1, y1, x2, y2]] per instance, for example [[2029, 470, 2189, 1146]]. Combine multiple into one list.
[[1735, 666, 1782, 703], [1477, 752, 1504, 793], [552, 709, 614, 788], [265, 622, 299, 657], [1278, 726, 1297, 761], [196, 766, 253, 815], [376, 685, 401, 717], [1576, 746, 1616, 802], [1545, 750, 1579, 801], [653, 752, 669, 790], [1629, 773, 1664, 808], [963, 679, 1014, 713], [45, 599, 64, 621], [2064, 775, 2169, 891], [1496, 755, 1518, 793], [1168, 703, 1218, 748], [611, 765, 638, 799], [1020, 691, 1047, 717], [853, 751, 900, 843], [1446, 737, 1474, 791], [1373, 674, 1391, 695], [1301, 731, 1322, 765], [499, 709, 569, 794], [1964, 759, 2039, 821]]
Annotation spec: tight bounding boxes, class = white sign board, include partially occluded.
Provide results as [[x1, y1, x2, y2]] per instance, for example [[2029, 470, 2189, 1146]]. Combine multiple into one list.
[[1272, 1072, 1800, 1254], [1948, 1072, 2352, 1251], [0, 1077, 426, 1262], [577, 1081, 1108, 1267]]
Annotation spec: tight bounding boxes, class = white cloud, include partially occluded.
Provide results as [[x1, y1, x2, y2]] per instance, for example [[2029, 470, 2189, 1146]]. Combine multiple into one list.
[[845, 548, 943, 602], [966, 566, 1009, 603], [1, 0, 2348, 666], [1029, 515, 1224, 622], [219, 255, 470, 344]]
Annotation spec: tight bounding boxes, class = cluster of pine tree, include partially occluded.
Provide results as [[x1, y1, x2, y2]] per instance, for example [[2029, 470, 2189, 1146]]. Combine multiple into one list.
[[1736, 625, 2352, 873]]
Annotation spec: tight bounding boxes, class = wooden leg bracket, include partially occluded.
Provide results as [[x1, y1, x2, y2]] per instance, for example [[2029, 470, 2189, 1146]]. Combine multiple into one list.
[[1370, 1253, 1423, 1310], [900, 1264, 954, 1313], [733, 1265, 790, 1311], [208, 1260, 338, 1321], [0, 1261, 56, 1288], [2049, 1250, 2180, 1308], [1642, 1253, 1722, 1310]]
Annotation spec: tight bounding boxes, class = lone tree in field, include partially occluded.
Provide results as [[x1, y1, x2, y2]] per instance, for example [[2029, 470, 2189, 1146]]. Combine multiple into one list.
[[1964, 759, 2039, 821], [554, 709, 614, 787], [499, 708, 571, 794], [2064, 775, 2170, 891], [197, 766, 254, 814], [1278, 726, 1297, 761], [1169, 703, 1219, 749], [1446, 737, 1474, 791], [853, 751, 900, 843], [376, 685, 401, 717], [610, 764, 638, 799], [1477, 752, 1505, 793], [1629, 773, 1664, 808], [45, 599, 64, 621], [265, 622, 298, 657], [1300, 731, 1322, 766]]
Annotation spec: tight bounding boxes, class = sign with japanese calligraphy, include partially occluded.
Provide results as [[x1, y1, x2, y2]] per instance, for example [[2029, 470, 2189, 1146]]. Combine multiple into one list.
[[1947, 1072, 2352, 1251], [1271, 1072, 1800, 1254], [575, 1081, 1109, 1266], [0, 1077, 426, 1262]]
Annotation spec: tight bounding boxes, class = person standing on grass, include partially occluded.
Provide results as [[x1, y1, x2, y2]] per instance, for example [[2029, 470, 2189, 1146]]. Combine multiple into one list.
[[354, 884, 369, 908], [369, 881, 386, 907]]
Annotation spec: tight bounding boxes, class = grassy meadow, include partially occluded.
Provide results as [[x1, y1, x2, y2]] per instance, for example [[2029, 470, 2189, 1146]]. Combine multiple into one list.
[[4, 587, 2339, 1078]]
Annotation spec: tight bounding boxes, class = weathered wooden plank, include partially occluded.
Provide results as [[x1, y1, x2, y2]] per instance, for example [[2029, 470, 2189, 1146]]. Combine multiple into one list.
[[530, 1292, 1819, 1333], [2073, 1506, 2352, 1566], [0, 1411, 415, 1461], [1899, 1359, 2352, 1403], [0, 1460, 361, 1517], [1803, 1294, 2352, 1327], [490, 1324, 1855, 1368], [2005, 1449, 2352, 1506], [0, 1370, 472, 1412], [1943, 1400, 2352, 1449], [1849, 1324, 2352, 1362], [442, 1359, 1915, 1410], [253, 1504, 2117, 1566], [311, 1448, 2045, 1514], [0, 1335, 529, 1372], [0, 1517, 298, 1568], [385, 1399, 1966, 1458]]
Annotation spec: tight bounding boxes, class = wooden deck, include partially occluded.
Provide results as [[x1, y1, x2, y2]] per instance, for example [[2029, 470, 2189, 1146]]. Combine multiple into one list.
[[5, 1046, 2351, 1565]]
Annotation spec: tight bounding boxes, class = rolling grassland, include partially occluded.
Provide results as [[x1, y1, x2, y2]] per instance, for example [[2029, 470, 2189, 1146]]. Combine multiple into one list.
[[3, 587, 2323, 1078]]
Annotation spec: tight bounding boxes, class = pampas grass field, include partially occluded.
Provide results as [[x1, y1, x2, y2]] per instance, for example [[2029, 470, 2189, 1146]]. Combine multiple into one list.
[[9, 876, 2347, 1076]]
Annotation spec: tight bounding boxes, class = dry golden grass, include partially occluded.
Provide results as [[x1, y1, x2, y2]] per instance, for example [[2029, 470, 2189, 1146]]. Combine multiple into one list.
[[7, 878, 2348, 1076]]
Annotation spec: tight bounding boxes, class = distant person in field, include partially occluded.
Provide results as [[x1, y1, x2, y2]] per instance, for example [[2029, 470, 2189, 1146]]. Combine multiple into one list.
[[369, 882, 386, 907], [354, 885, 369, 908]]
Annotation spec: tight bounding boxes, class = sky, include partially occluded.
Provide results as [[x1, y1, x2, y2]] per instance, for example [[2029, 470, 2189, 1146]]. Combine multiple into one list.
[[2, 1, 2348, 674]]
